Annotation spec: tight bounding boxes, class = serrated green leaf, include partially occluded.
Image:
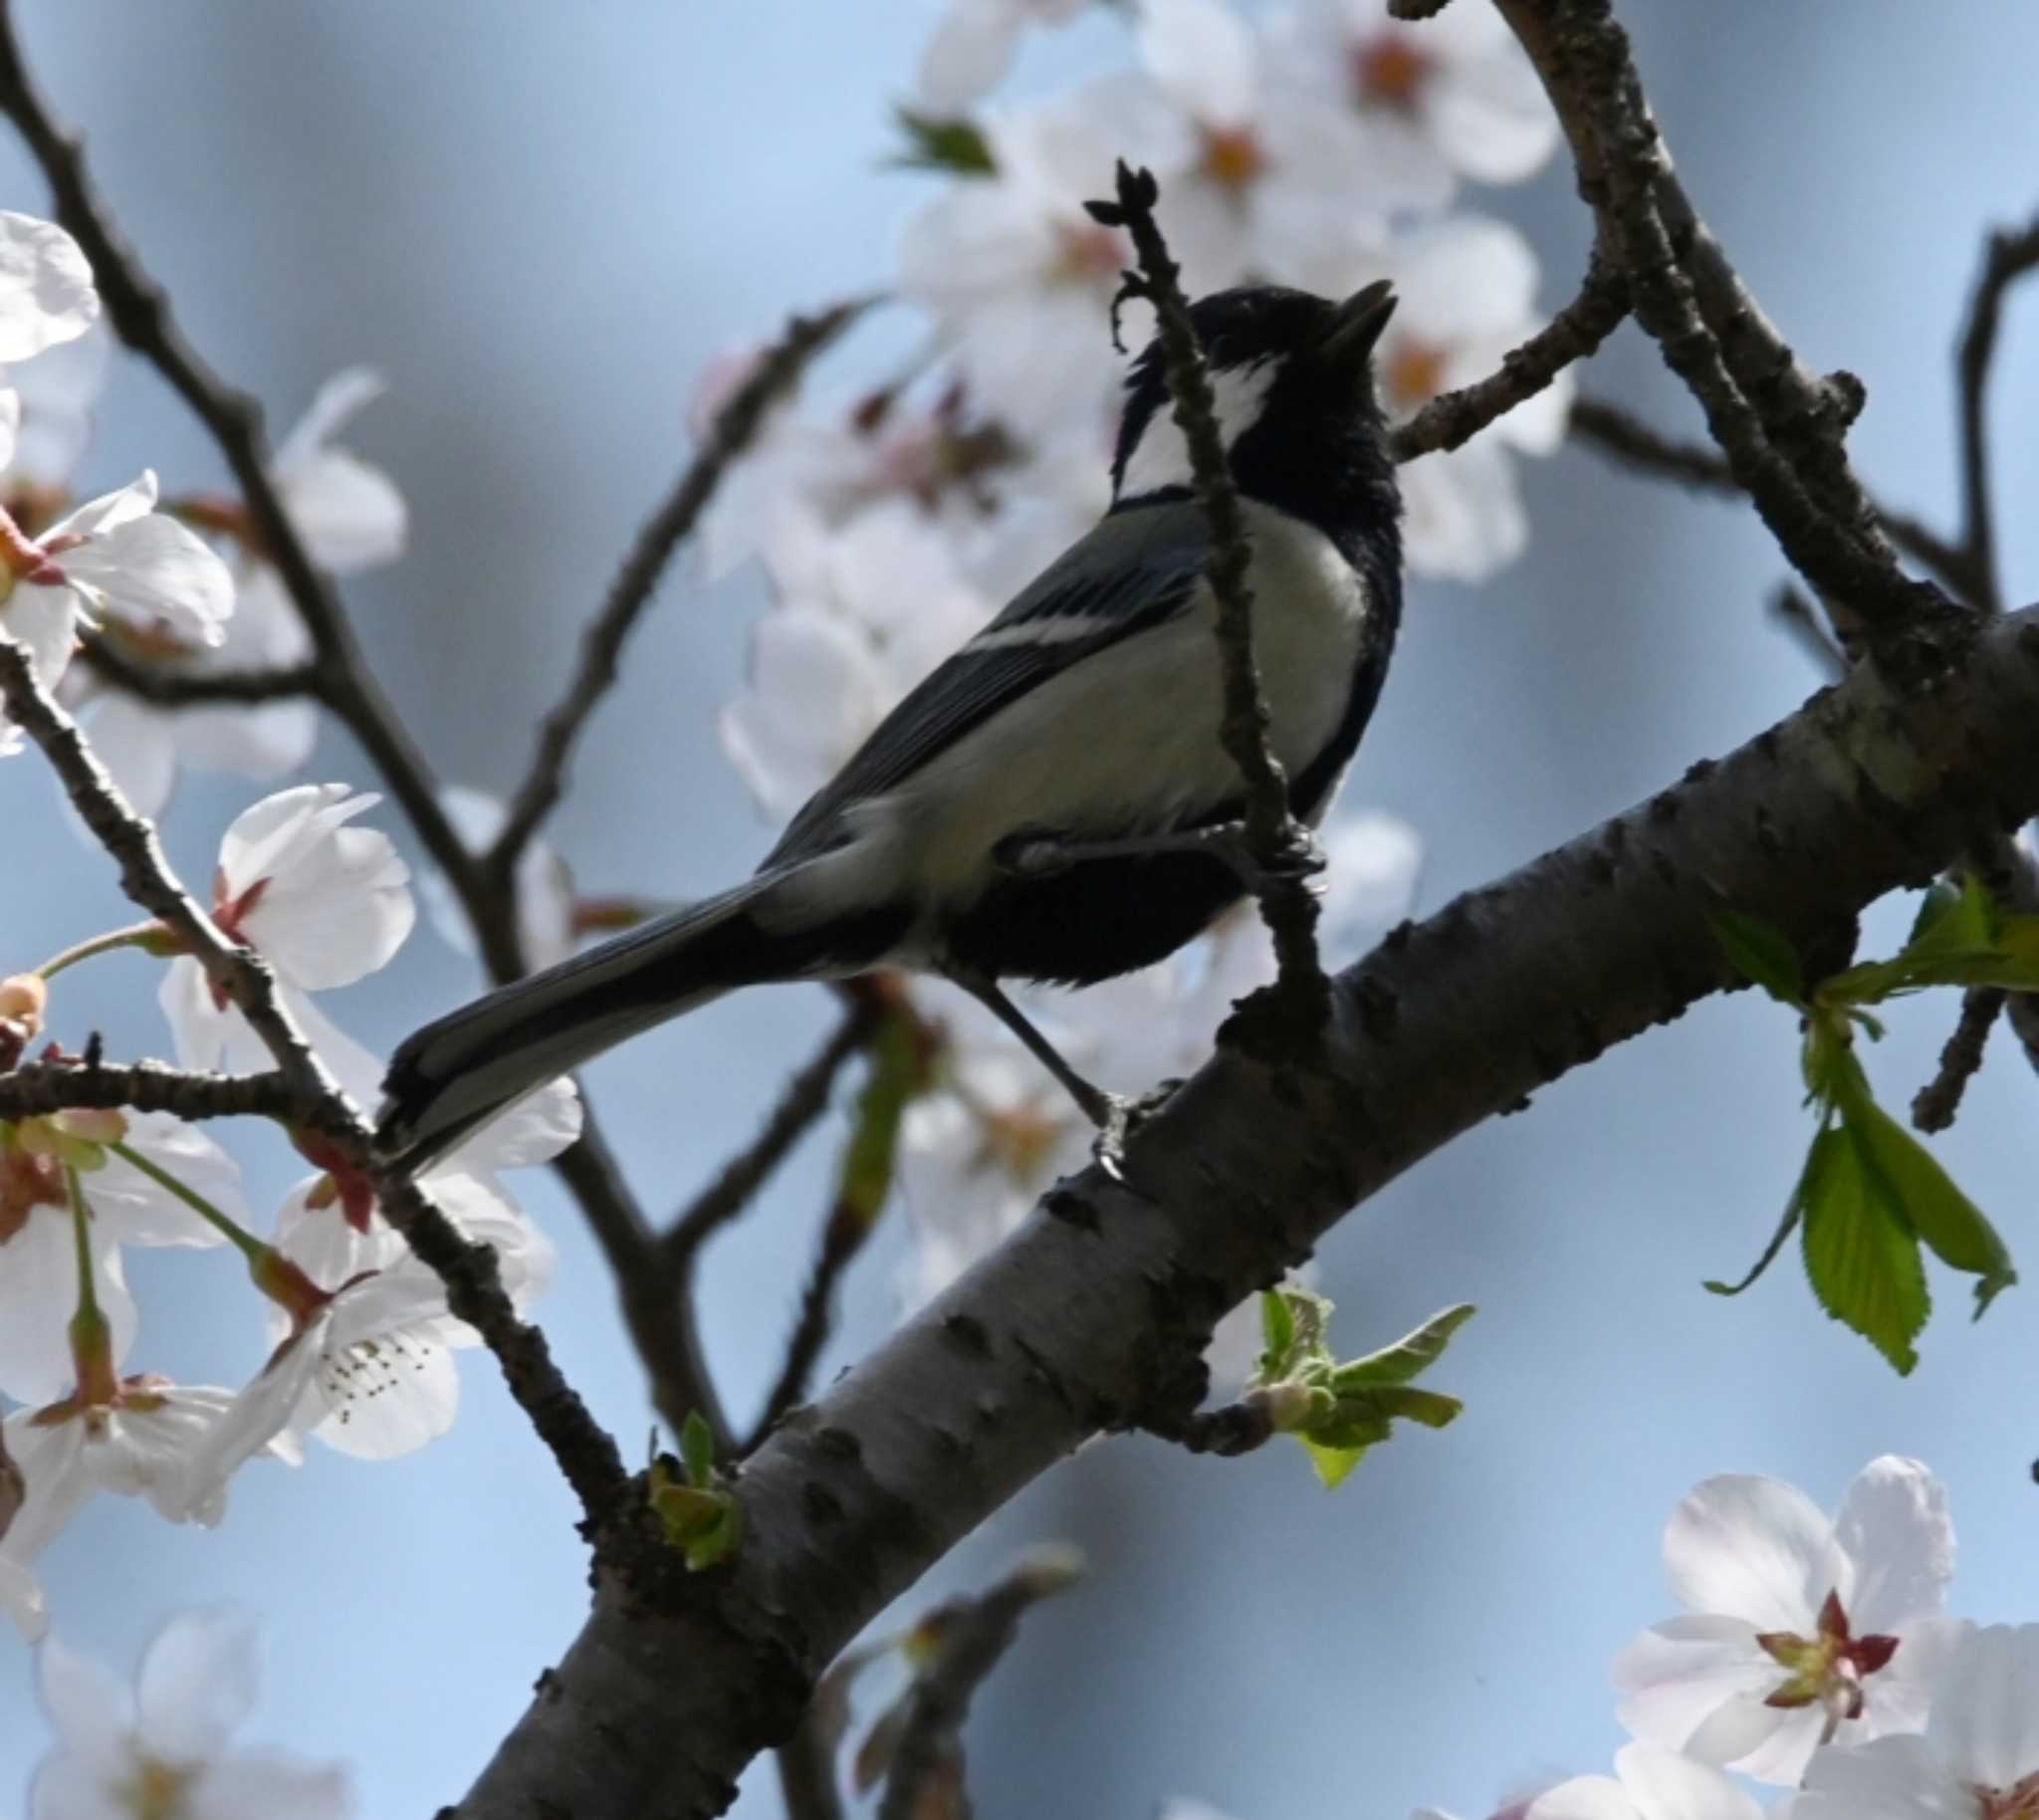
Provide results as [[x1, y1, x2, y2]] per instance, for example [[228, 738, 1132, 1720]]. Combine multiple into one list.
[[1327, 1303, 1475, 1390], [1800, 1124, 1927, 1374], [891, 106, 996, 175], [1258, 1286, 1295, 1364], [1710, 909, 1806, 1006], [1353, 1384, 1465, 1430], [1845, 1094, 2016, 1317], [1302, 1437, 1370, 1489], [679, 1409, 715, 1487]]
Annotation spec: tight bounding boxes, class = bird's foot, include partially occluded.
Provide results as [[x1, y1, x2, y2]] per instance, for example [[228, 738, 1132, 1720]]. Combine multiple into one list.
[[1087, 1077, 1183, 1182]]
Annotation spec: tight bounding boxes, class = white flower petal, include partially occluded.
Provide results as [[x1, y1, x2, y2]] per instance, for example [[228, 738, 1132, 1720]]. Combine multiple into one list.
[[0, 1210, 133, 1406], [1, 1553, 45, 1641], [86, 1112, 245, 1249], [1139, 0, 1258, 126], [0, 381, 19, 472], [1662, 1473, 1833, 1632], [44, 469, 157, 541], [1928, 1623, 2039, 1791], [1526, 1776, 1642, 1820], [64, 512, 236, 647], [191, 1753, 355, 1820], [1611, 1743, 1766, 1820], [0, 212, 99, 363], [1613, 1613, 1777, 1760], [281, 449, 407, 575], [917, 0, 1026, 110], [1831, 1456, 1953, 1635], [1788, 1733, 1968, 1820], [310, 1323, 459, 1460], [443, 1075, 582, 1176], [135, 1609, 261, 1764]]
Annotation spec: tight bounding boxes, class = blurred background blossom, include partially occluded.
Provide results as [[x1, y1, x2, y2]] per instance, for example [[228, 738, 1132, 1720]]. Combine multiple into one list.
[[2, 1, 2039, 1815]]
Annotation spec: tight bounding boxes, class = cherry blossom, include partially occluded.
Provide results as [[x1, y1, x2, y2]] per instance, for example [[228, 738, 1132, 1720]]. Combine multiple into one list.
[[1265, 0, 1560, 199], [420, 785, 579, 974], [899, 83, 1155, 441], [29, 1610, 353, 1819], [0, 1110, 246, 1407], [187, 1080, 574, 1473], [1614, 1457, 1958, 1784], [0, 210, 100, 365], [1783, 1624, 2039, 1820], [79, 566, 318, 819], [1, 1381, 274, 1641], [916, 0, 1091, 111], [1133, 0, 1441, 295], [1525, 1742, 1766, 1820], [1299, 216, 1570, 581], [2, 320, 111, 497], [270, 367, 408, 574], [723, 502, 995, 818], [1, 470, 235, 755], [158, 785, 414, 1083]]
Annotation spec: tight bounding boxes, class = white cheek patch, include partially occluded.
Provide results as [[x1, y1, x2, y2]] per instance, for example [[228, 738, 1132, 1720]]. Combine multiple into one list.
[[1116, 355, 1282, 501]]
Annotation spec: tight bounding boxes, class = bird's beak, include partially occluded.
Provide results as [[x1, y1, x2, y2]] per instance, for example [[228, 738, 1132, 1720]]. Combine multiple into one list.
[[1317, 280, 1398, 378]]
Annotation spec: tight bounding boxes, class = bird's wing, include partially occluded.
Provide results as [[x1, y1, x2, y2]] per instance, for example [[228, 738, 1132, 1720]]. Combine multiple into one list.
[[764, 502, 1212, 867]]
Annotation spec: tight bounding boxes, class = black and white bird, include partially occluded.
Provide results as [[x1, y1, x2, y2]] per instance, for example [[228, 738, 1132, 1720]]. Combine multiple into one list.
[[377, 280, 1405, 1168]]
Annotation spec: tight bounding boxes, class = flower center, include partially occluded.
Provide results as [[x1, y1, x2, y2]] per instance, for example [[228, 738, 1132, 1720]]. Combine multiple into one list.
[[1354, 33, 1434, 112], [122, 1753, 196, 1820], [1385, 336, 1450, 410], [1754, 1589, 1899, 1740], [1200, 124, 1267, 195], [1974, 1771, 2039, 1820], [1052, 220, 1126, 286]]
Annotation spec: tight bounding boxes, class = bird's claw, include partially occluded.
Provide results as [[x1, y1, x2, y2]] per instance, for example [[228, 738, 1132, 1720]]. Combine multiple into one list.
[[1087, 1078, 1182, 1181]]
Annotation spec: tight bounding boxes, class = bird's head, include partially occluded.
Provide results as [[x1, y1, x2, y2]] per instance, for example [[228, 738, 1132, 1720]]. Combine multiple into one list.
[[1110, 281, 1401, 545]]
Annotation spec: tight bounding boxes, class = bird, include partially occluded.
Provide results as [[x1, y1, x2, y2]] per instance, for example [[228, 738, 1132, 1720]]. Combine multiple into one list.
[[376, 279, 1405, 1170]]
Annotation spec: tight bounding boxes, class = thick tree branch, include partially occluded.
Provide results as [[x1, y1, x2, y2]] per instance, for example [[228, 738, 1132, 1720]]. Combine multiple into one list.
[[1954, 207, 2039, 614], [487, 299, 872, 883], [0, 627, 631, 1528], [458, 608, 2039, 1820], [0, 1058, 296, 1124], [1098, 162, 1328, 1028], [1391, 250, 1628, 461]]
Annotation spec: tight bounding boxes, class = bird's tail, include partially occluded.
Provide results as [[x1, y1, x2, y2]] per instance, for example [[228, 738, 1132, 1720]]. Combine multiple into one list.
[[375, 869, 894, 1170]]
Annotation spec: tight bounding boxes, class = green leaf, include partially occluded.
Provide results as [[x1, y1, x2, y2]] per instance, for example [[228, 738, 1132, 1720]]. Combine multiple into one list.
[[1258, 1286, 1295, 1365], [1800, 1125, 1928, 1374], [1706, 1138, 1820, 1296], [679, 1409, 715, 1487], [891, 106, 996, 175], [1327, 1303, 1475, 1391], [1845, 1094, 2016, 1317], [1348, 1384, 1466, 1430], [1710, 908, 1806, 1006], [1301, 1437, 1370, 1489], [834, 1009, 931, 1238]]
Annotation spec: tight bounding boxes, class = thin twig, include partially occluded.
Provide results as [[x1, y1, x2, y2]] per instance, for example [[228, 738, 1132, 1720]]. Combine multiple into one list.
[[0, 1058, 297, 1124], [1954, 207, 2039, 614], [488, 298, 873, 883], [666, 990, 883, 1259], [1493, 0, 1960, 666], [1092, 161, 1328, 1031], [876, 1552, 1081, 1820], [78, 637, 322, 705], [0, 626, 630, 1528], [1912, 988, 2005, 1133], [1770, 582, 1848, 678], [1392, 249, 1628, 461], [1570, 397, 1982, 602]]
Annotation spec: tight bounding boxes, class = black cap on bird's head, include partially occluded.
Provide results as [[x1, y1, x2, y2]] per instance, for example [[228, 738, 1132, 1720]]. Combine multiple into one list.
[[1109, 281, 1402, 550]]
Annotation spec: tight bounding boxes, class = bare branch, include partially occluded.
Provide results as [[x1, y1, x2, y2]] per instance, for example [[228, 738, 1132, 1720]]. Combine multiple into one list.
[[1955, 207, 2039, 613], [487, 299, 873, 882], [0, 1058, 296, 1124], [1492, 0, 1961, 664], [876, 1552, 1080, 1820], [1097, 162, 1328, 1029], [458, 609, 2039, 1820], [1392, 249, 1628, 461], [78, 637, 323, 706], [1570, 397, 1982, 603], [0, 626, 630, 1529], [667, 988, 884, 1261], [1912, 988, 2005, 1134]]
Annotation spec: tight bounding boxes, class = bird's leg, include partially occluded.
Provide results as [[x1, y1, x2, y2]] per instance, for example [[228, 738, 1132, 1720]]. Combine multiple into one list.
[[996, 821, 1327, 892]]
